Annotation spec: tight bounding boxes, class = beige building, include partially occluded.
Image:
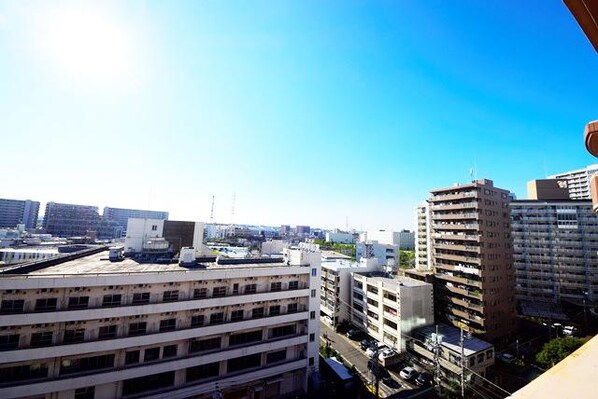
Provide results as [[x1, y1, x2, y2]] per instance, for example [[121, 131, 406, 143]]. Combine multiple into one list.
[[0, 246, 321, 399], [429, 179, 515, 342], [415, 203, 432, 271]]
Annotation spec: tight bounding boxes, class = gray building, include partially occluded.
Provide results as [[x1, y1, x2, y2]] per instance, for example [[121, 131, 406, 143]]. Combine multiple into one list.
[[43, 202, 101, 238], [548, 164, 598, 200], [103, 207, 169, 234], [0, 198, 40, 229]]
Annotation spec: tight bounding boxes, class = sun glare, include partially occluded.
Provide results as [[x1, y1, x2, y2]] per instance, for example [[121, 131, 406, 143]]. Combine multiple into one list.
[[43, 5, 133, 86]]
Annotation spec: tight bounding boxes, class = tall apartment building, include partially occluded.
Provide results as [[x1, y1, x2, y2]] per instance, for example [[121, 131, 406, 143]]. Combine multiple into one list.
[[103, 207, 169, 234], [548, 164, 598, 200], [429, 179, 515, 341], [415, 203, 432, 270], [0, 199, 40, 229], [0, 245, 321, 399], [511, 198, 598, 320], [351, 272, 434, 351], [42, 202, 101, 238]]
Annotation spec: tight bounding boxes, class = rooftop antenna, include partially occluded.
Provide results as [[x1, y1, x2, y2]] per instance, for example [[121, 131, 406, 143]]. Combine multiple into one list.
[[210, 195, 215, 223], [227, 192, 236, 237]]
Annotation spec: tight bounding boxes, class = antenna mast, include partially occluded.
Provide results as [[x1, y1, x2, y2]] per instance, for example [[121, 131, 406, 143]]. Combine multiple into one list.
[[210, 195, 215, 223]]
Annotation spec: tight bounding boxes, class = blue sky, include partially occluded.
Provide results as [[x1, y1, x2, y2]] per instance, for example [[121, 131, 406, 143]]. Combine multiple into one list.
[[1, 0, 597, 230]]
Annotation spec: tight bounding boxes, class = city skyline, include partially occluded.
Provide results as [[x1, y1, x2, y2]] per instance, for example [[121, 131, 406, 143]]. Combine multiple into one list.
[[1, 1, 597, 230]]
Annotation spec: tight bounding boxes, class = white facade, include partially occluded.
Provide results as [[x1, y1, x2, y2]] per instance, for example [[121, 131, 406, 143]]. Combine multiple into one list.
[[415, 203, 432, 271], [0, 248, 321, 399], [548, 164, 598, 200], [320, 258, 379, 326], [261, 240, 288, 256], [351, 272, 434, 351], [361, 230, 414, 250], [0, 247, 60, 265], [124, 218, 164, 253], [355, 241, 398, 271], [325, 231, 354, 244]]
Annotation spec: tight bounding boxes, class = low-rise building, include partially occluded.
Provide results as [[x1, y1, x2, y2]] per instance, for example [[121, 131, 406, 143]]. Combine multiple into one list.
[[355, 241, 398, 271], [351, 272, 434, 351], [0, 245, 321, 399], [325, 231, 355, 244]]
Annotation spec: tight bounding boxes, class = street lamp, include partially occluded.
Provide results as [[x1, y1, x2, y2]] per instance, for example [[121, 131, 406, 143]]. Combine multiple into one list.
[[583, 290, 589, 332]]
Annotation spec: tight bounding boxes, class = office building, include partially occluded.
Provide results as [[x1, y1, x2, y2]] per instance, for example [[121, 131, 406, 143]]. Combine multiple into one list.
[[42, 202, 101, 238], [511, 198, 598, 320], [351, 271, 434, 351], [0, 199, 40, 229], [0, 245, 321, 399], [103, 207, 169, 234], [429, 179, 515, 341], [547, 164, 598, 200], [415, 203, 432, 271]]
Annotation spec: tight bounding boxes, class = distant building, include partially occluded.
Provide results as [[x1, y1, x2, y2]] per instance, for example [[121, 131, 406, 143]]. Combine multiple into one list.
[[548, 164, 598, 200], [295, 225, 311, 236], [261, 240, 288, 257], [397, 230, 415, 250], [355, 241, 398, 271], [103, 207, 169, 235], [361, 229, 415, 250], [415, 203, 432, 270], [42, 202, 100, 238], [527, 179, 570, 200], [351, 271, 434, 351], [280, 225, 291, 236], [0, 247, 60, 265], [325, 231, 354, 244], [0, 198, 40, 229], [124, 218, 205, 256]]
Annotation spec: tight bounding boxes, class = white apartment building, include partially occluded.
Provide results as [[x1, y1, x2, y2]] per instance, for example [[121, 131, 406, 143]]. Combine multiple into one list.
[[415, 203, 432, 271], [320, 258, 379, 327], [324, 231, 354, 244], [351, 272, 434, 351], [355, 241, 398, 271], [360, 230, 415, 250], [548, 164, 598, 200], [0, 246, 321, 399]]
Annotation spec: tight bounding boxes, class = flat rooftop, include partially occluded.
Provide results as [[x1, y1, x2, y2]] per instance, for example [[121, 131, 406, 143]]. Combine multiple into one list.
[[0, 250, 301, 276], [414, 324, 493, 356], [355, 271, 431, 288]]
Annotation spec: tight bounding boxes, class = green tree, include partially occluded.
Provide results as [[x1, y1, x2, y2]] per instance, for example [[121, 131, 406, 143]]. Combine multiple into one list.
[[399, 250, 415, 269], [535, 337, 587, 368]]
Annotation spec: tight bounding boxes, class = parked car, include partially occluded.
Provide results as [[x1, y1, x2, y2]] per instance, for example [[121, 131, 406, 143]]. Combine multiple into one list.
[[563, 326, 578, 336], [399, 366, 418, 380], [416, 372, 433, 386], [382, 377, 401, 389], [346, 329, 363, 340], [361, 338, 375, 350], [378, 348, 397, 361], [498, 353, 515, 363], [365, 347, 378, 358]]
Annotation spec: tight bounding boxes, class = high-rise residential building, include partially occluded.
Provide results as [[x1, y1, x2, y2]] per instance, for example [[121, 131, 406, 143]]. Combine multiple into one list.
[[0, 198, 40, 229], [103, 207, 169, 234], [42, 202, 101, 238], [415, 203, 432, 271], [511, 198, 598, 320], [351, 271, 434, 351], [547, 164, 598, 200], [0, 245, 321, 399], [429, 179, 515, 341]]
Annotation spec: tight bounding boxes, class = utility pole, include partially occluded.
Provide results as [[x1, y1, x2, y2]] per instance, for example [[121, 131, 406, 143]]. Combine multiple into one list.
[[460, 327, 465, 399], [434, 325, 441, 390]]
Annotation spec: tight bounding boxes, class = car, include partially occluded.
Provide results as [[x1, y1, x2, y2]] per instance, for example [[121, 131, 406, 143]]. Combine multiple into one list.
[[361, 338, 375, 350], [378, 348, 397, 361], [563, 326, 578, 336], [498, 353, 515, 363], [382, 377, 401, 389], [365, 347, 378, 358], [399, 366, 418, 380], [346, 329, 363, 340], [416, 372, 433, 386]]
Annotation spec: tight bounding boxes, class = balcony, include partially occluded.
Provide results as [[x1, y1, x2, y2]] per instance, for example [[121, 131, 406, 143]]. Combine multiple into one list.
[[433, 223, 479, 231], [430, 201, 478, 211], [430, 192, 478, 202], [436, 273, 482, 288], [442, 283, 482, 299], [432, 212, 479, 221], [433, 233, 479, 241]]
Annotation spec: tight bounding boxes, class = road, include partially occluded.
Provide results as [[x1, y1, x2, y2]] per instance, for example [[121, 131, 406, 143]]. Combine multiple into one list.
[[320, 322, 425, 398]]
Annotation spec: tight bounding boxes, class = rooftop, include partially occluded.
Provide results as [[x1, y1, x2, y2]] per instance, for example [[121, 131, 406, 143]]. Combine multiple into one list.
[[355, 271, 431, 288], [414, 323, 493, 356]]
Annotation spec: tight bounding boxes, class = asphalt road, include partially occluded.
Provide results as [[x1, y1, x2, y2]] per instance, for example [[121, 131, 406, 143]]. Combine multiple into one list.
[[320, 322, 419, 398]]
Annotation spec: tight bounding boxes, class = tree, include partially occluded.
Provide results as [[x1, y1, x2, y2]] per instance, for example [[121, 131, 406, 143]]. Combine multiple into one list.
[[399, 250, 415, 269], [535, 336, 587, 368]]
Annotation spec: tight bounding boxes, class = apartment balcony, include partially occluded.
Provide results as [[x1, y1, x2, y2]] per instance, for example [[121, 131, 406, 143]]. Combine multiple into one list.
[[430, 202, 478, 211], [436, 273, 482, 289], [434, 243, 481, 253], [446, 307, 484, 326], [435, 252, 481, 266], [444, 295, 483, 312], [442, 283, 482, 299], [432, 212, 479, 221], [430, 191, 478, 202], [433, 223, 479, 231], [433, 233, 479, 242]]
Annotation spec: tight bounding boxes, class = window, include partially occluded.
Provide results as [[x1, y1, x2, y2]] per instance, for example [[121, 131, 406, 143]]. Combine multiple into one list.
[[244, 284, 256, 294], [309, 357, 314, 366], [63, 329, 85, 344], [98, 325, 117, 340], [189, 337, 221, 353], [233, 283, 239, 294], [125, 350, 140, 365], [0, 300, 24, 314], [367, 298, 379, 307], [151, 225, 157, 231], [102, 294, 121, 307], [186, 362, 219, 382], [191, 315, 204, 327], [212, 286, 226, 298], [289, 281, 299, 290], [60, 354, 115, 375], [193, 288, 207, 299], [132, 292, 150, 305], [162, 290, 179, 302], [269, 305, 280, 316], [128, 322, 147, 336], [310, 311, 315, 320], [287, 303, 298, 313], [354, 303, 363, 313], [270, 324, 295, 338], [311, 289, 316, 298], [266, 349, 286, 364], [68, 296, 89, 310], [477, 353, 485, 363], [309, 333, 315, 342], [383, 318, 396, 329], [35, 298, 57, 312], [231, 310, 244, 322], [367, 285, 378, 295], [159, 318, 176, 332], [122, 371, 175, 396], [270, 282, 282, 292], [311, 268, 317, 277], [353, 291, 364, 301], [229, 330, 262, 346], [30, 331, 53, 347], [0, 364, 48, 383], [252, 307, 264, 319], [74, 386, 95, 399], [209, 312, 224, 325], [163, 344, 177, 358], [227, 353, 261, 373], [0, 334, 19, 351], [144, 347, 160, 362], [469, 357, 475, 367]]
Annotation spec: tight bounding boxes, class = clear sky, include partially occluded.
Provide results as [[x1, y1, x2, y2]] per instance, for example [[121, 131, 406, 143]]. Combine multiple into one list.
[[1, 0, 597, 230]]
